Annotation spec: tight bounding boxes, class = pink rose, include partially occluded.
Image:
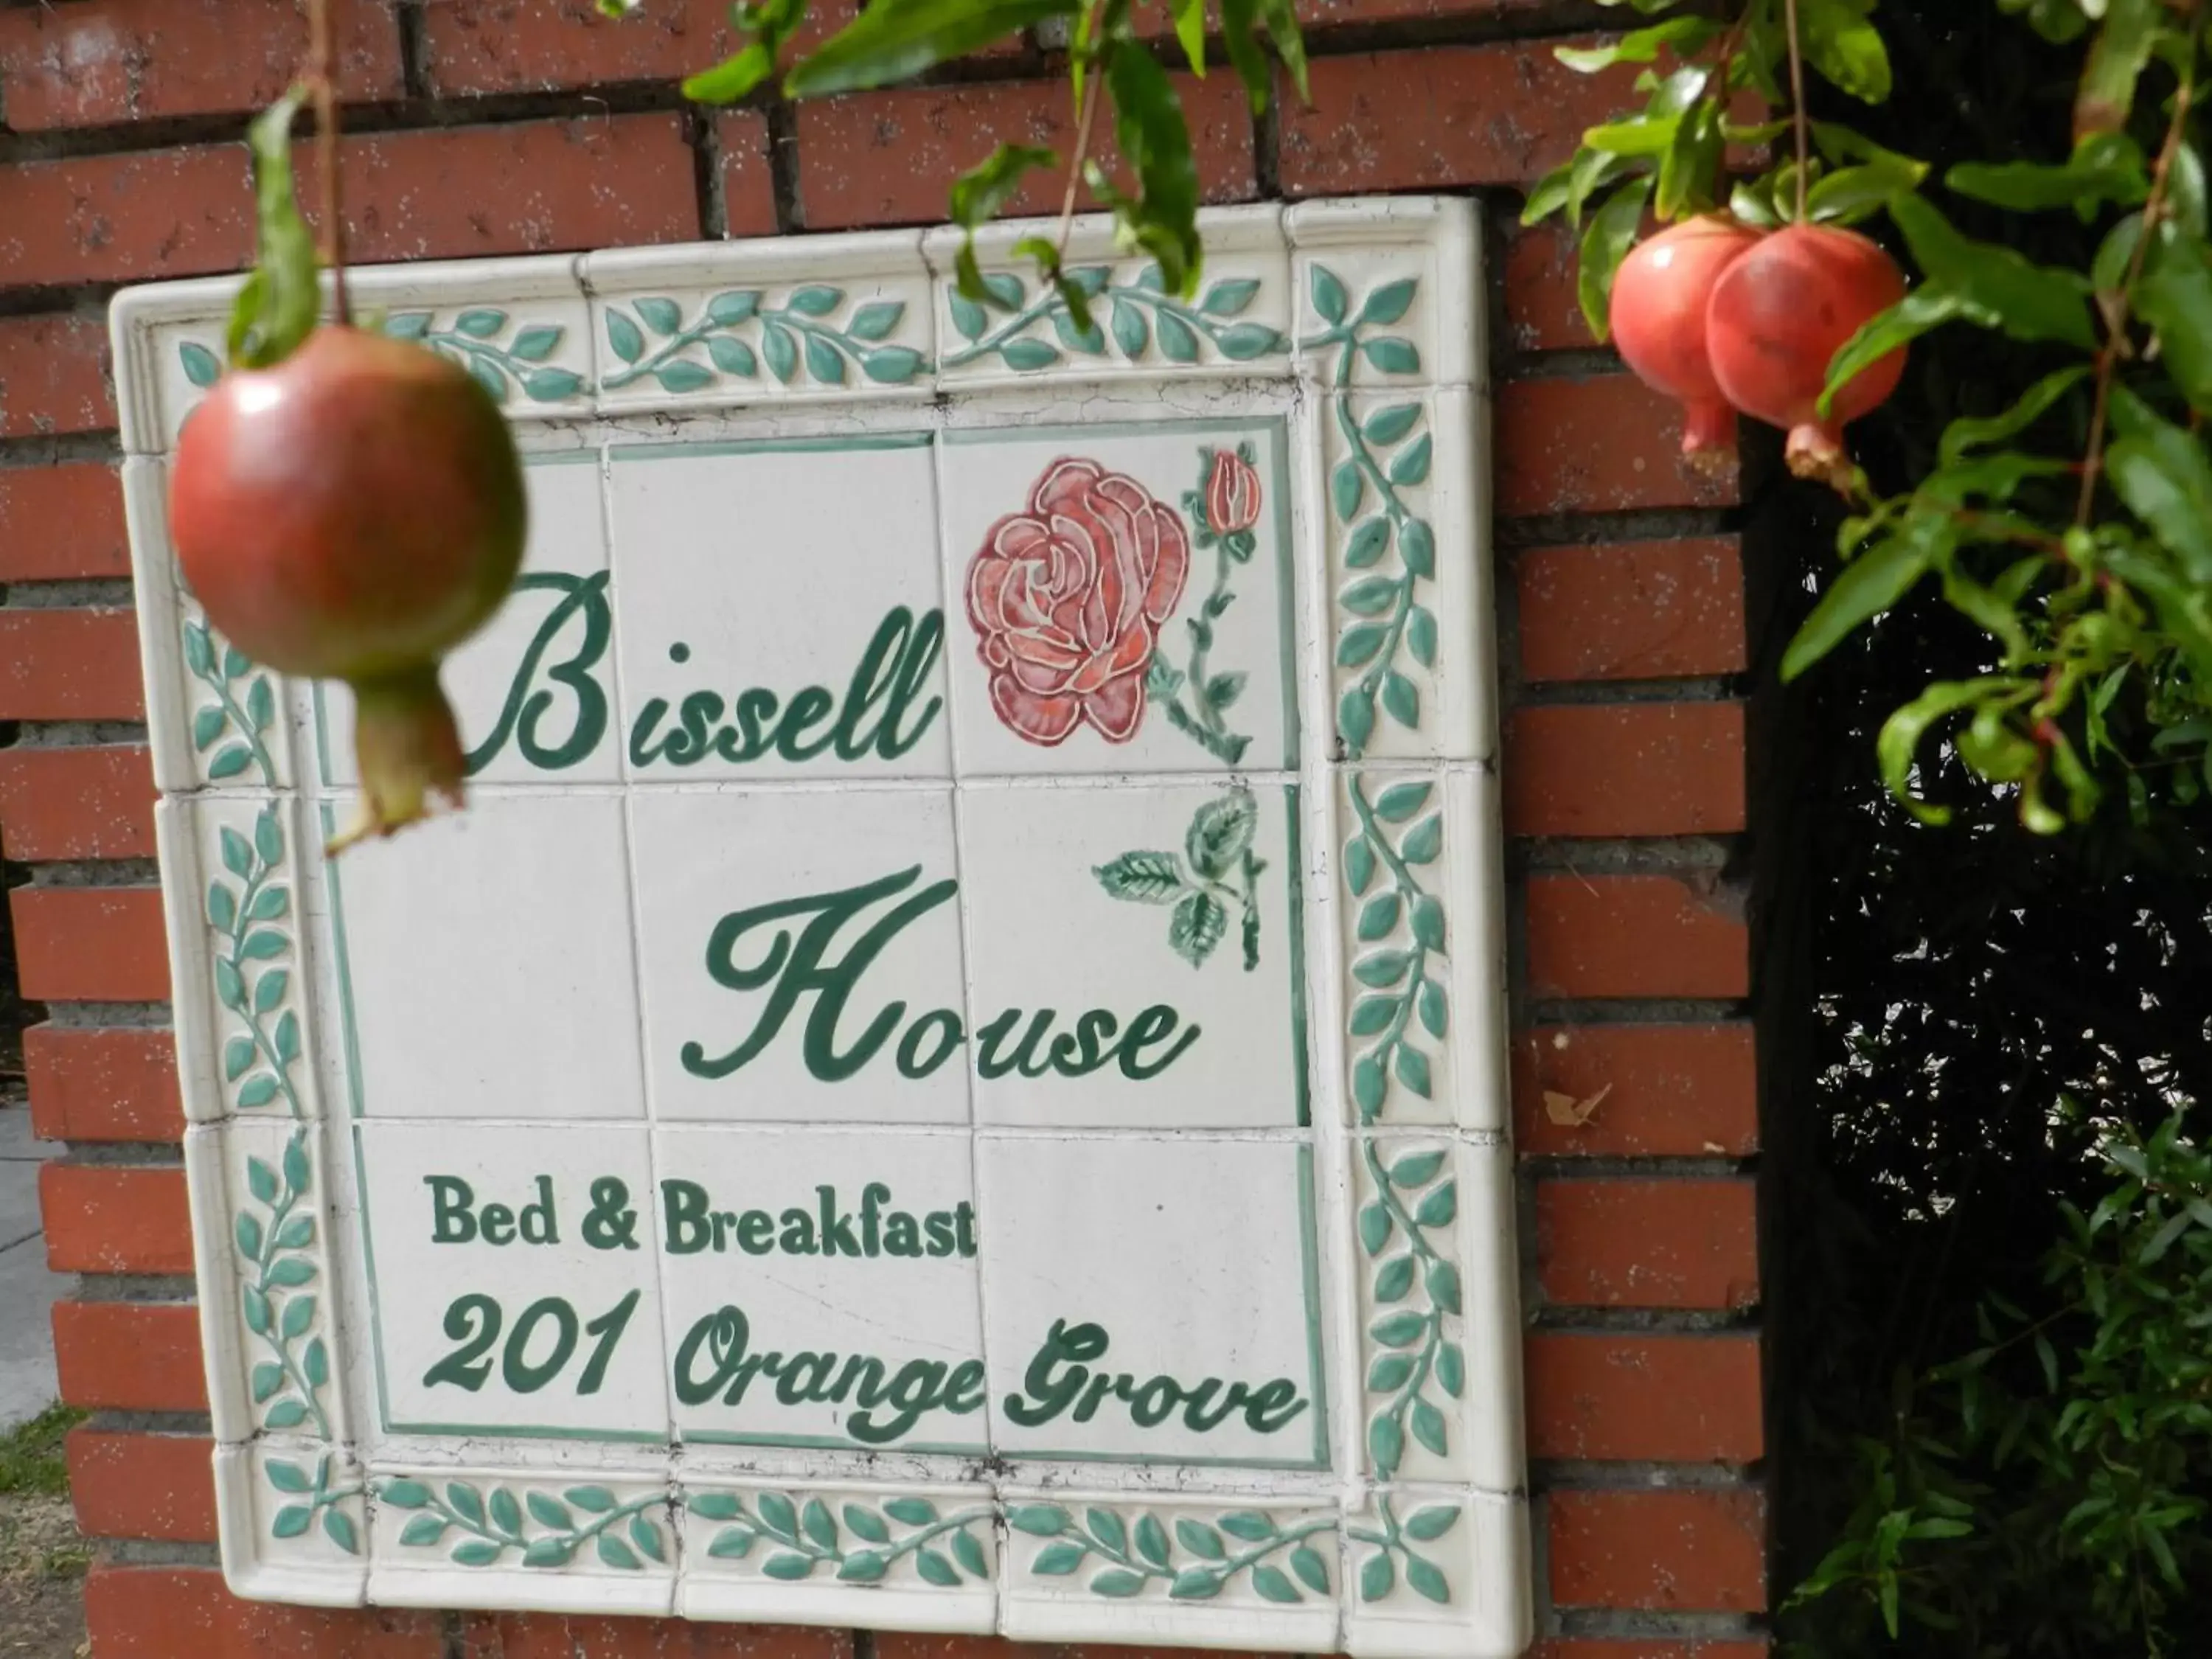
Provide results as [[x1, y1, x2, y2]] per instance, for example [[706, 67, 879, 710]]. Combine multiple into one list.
[[966, 457, 1191, 745], [1206, 448, 1262, 535]]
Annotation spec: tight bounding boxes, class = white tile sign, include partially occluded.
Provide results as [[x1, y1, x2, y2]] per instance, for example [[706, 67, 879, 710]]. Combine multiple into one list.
[[114, 201, 1527, 1655]]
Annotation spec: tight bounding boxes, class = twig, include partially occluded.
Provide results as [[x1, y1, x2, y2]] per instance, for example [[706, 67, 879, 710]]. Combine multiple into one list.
[[1056, 0, 1109, 261], [306, 0, 349, 324], [1784, 0, 1809, 221], [2075, 40, 2199, 526]]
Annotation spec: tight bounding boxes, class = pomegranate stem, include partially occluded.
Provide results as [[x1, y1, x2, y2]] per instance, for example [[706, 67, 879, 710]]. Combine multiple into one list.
[[1784, 0, 1809, 223], [306, 0, 350, 325]]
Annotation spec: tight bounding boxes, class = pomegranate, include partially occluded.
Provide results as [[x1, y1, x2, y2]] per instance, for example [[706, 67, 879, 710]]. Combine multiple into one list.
[[1703, 223, 1909, 487], [1607, 215, 1765, 468], [170, 325, 525, 847]]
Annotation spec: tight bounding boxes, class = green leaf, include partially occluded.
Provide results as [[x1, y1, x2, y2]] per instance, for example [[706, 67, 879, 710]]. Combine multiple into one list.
[[1110, 298, 1150, 358], [605, 310, 646, 365], [1381, 672, 1418, 728], [179, 341, 223, 388], [706, 335, 757, 378], [1357, 893, 1402, 942], [453, 307, 508, 339], [1175, 1518, 1226, 1560], [948, 142, 1060, 246], [1352, 948, 1410, 988], [262, 1399, 307, 1429], [1371, 1310, 1427, 1348], [1215, 321, 1283, 359], [1556, 15, 1719, 72], [788, 0, 1077, 96], [1800, 0, 1891, 100], [2073, 0, 2162, 138], [399, 1514, 449, 1548], [1340, 575, 1402, 616], [1352, 1053, 1387, 1117], [1310, 264, 1348, 324], [1418, 979, 1447, 1037], [844, 301, 905, 342], [1169, 891, 1228, 967], [1093, 1568, 1150, 1596], [1409, 894, 1444, 950], [950, 1528, 989, 1577], [1186, 790, 1257, 880], [451, 1540, 504, 1568], [1339, 684, 1375, 754], [381, 1479, 432, 1509], [1399, 813, 1442, 864], [1291, 1543, 1330, 1594], [762, 320, 799, 382], [235, 1075, 280, 1110], [1133, 1512, 1172, 1568], [1357, 1198, 1394, 1254], [509, 324, 561, 361], [1170, 0, 1206, 72], [1363, 404, 1422, 446], [1888, 194, 2096, 349], [1427, 1259, 1462, 1312], [684, 42, 778, 102], [1436, 1342, 1466, 1396], [1409, 1399, 1448, 1456], [1879, 678, 2023, 826], [1414, 1181, 1456, 1226], [281, 1293, 316, 1340], [1252, 1565, 1300, 1604], [1388, 435, 1432, 485], [1782, 526, 1944, 681], [229, 86, 320, 370], [523, 368, 584, 401], [1577, 176, 1653, 341], [1947, 133, 2147, 216], [1368, 1352, 1414, 1390], [655, 361, 714, 394], [1094, 849, 1186, 902], [1360, 279, 1418, 326], [1405, 1554, 1450, 1604], [1203, 279, 1261, 316], [1360, 1547, 1394, 1600], [1374, 781, 1430, 821], [1396, 1043, 1433, 1097], [1338, 621, 1388, 667], [1031, 1540, 1086, 1575], [1406, 602, 1437, 665], [1156, 310, 1201, 362], [526, 1492, 574, 1531], [999, 337, 1059, 371], [2107, 432, 2212, 584], [1361, 336, 1421, 375], [2137, 232, 2212, 415], [1009, 1504, 1067, 1537], [1373, 1254, 1416, 1301], [1391, 1149, 1445, 1186], [1805, 157, 1928, 225], [1938, 366, 2090, 466], [1368, 1413, 1405, 1477], [1105, 41, 1201, 296]]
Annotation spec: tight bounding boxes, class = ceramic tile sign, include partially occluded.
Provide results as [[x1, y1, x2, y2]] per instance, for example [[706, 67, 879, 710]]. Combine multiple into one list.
[[115, 201, 1528, 1656]]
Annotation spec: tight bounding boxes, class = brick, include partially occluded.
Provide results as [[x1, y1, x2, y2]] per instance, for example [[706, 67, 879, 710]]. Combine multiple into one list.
[[24, 1024, 181, 1143], [1534, 1644, 1770, 1659], [67, 1427, 216, 1543], [1503, 220, 1595, 353], [0, 608, 143, 720], [1517, 538, 1748, 684], [85, 1562, 446, 1656], [1527, 874, 1749, 1001], [1515, 1023, 1757, 1158], [52, 1300, 205, 1412], [330, 116, 700, 265], [1298, 0, 1558, 21], [0, 313, 114, 438], [875, 1642, 1290, 1659], [1537, 1178, 1759, 1310], [0, 0, 400, 131], [1506, 703, 1745, 839], [1280, 44, 1635, 194], [797, 74, 1255, 232], [1527, 1332, 1764, 1464], [10, 886, 170, 1002], [42, 1162, 192, 1274], [461, 1615, 853, 1658], [0, 145, 251, 287], [1498, 375, 1739, 518], [1548, 1487, 1767, 1611], [0, 461, 128, 581], [422, 0, 850, 96], [716, 111, 780, 238], [0, 744, 156, 863]]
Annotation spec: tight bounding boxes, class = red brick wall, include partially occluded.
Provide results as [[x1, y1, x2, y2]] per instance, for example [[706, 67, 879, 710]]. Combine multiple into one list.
[[0, 1, 1764, 1653]]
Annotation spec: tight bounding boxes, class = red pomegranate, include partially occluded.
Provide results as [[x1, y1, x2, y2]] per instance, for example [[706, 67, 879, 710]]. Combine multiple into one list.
[[170, 325, 526, 847], [1607, 215, 1765, 467], [1703, 223, 1909, 487]]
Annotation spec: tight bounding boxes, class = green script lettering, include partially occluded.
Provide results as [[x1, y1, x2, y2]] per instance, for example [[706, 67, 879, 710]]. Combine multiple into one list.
[[670, 1304, 985, 1445], [630, 607, 945, 770], [684, 869, 1203, 1086], [467, 572, 613, 773], [1001, 1318, 1308, 1436]]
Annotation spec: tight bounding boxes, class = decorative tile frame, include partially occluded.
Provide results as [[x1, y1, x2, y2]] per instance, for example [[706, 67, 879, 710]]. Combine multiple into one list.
[[114, 200, 1524, 1655]]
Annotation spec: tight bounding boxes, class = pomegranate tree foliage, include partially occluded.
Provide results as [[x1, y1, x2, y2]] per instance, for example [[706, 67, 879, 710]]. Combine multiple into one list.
[[1527, 0, 2212, 838], [602, 0, 1304, 323]]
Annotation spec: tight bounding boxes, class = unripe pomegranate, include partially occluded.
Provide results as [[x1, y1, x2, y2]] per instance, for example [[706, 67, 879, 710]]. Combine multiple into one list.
[[170, 325, 526, 847], [1703, 223, 1908, 487], [1607, 215, 1765, 468]]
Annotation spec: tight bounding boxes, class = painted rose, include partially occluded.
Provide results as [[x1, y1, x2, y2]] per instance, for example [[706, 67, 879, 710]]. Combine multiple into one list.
[[966, 457, 1191, 745], [1205, 447, 1262, 535]]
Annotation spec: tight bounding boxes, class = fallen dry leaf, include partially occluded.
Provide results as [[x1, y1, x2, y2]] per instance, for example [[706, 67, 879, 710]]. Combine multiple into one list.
[[1543, 1082, 1612, 1127]]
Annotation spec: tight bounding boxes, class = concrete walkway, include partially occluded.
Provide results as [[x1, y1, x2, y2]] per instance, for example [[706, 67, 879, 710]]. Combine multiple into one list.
[[0, 1100, 64, 1431]]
